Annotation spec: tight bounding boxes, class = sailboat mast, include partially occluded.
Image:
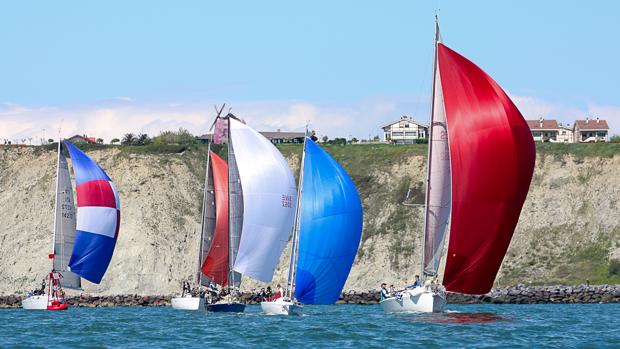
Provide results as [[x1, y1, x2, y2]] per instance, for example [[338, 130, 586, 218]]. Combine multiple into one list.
[[51, 134, 62, 270], [196, 142, 212, 286], [285, 129, 308, 299], [226, 116, 235, 294], [420, 17, 440, 278]]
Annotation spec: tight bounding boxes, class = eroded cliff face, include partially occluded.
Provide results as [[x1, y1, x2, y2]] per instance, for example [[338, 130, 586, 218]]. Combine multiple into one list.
[[0, 145, 618, 295]]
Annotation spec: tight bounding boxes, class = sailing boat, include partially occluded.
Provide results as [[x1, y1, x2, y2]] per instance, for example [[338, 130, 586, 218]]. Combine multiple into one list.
[[261, 134, 363, 315], [171, 143, 220, 311], [380, 18, 536, 313], [22, 140, 121, 310], [202, 114, 297, 312]]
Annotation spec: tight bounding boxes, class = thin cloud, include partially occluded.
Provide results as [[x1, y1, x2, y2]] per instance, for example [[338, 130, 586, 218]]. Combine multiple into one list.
[[1, 96, 618, 145]]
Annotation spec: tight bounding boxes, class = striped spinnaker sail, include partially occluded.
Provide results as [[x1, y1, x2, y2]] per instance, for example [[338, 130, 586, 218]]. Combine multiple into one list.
[[65, 142, 120, 284]]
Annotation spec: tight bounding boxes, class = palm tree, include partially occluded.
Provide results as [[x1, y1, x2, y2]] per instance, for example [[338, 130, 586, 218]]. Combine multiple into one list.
[[121, 133, 135, 145], [136, 133, 151, 145]]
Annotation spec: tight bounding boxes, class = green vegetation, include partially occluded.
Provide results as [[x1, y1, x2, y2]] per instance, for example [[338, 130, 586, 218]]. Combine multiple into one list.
[[151, 128, 197, 145], [536, 142, 620, 159], [502, 225, 620, 286]]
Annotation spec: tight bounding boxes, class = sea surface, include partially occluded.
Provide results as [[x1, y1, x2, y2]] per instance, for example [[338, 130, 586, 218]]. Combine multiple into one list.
[[1, 304, 618, 348]]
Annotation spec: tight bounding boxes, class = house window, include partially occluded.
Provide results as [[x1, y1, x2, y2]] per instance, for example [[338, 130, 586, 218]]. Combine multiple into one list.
[[392, 132, 404, 136], [561, 131, 566, 135], [405, 123, 410, 128], [597, 132, 607, 138], [405, 132, 417, 137], [532, 131, 541, 137]]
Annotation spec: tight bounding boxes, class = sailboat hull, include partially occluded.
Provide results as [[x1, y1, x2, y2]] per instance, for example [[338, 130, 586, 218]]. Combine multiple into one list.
[[207, 302, 246, 313], [260, 299, 303, 316], [21, 295, 48, 310], [380, 289, 446, 313], [171, 296, 205, 311]]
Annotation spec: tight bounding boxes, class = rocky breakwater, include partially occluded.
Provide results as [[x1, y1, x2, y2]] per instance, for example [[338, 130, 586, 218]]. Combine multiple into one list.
[[0, 295, 172, 308], [337, 285, 620, 304], [448, 284, 620, 304], [1, 285, 618, 308]]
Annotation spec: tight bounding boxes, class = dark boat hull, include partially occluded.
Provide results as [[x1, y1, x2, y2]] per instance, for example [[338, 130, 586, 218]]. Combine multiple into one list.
[[206, 303, 246, 313]]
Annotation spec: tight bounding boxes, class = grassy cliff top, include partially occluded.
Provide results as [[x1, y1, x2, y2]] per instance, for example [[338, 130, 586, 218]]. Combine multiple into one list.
[[14, 141, 620, 159]]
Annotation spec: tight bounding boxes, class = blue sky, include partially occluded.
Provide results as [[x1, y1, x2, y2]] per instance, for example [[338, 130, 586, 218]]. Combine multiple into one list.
[[1, 1, 619, 142]]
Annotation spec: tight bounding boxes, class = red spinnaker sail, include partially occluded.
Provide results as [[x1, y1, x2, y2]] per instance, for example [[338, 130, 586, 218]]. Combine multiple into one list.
[[201, 151, 230, 286], [438, 43, 535, 294]]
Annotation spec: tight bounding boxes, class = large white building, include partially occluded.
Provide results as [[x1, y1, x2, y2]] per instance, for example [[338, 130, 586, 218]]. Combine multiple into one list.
[[382, 116, 428, 144]]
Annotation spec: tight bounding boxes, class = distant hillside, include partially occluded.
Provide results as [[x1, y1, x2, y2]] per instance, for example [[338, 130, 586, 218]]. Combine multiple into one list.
[[0, 142, 619, 295]]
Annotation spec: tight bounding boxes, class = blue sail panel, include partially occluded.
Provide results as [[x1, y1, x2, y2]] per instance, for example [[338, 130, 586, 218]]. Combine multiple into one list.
[[294, 138, 363, 304], [65, 141, 120, 284]]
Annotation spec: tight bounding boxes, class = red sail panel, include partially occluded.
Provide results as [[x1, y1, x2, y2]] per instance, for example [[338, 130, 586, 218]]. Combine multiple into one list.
[[438, 43, 535, 294], [201, 151, 230, 286]]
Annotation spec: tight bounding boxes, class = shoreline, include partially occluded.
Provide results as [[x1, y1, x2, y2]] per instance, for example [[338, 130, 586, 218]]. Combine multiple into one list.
[[1, 285, 618, 308]]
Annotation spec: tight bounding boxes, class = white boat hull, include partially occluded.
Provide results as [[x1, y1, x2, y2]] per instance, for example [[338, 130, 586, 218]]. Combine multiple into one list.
[[22, 295, 48, 310], [380, 288, 446, 313], [171, 296, 205, 311], [260, 298, 303, 316]]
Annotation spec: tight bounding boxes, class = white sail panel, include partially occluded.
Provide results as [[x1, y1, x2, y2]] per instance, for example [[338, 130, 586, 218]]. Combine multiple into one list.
[[198, 151, 216, 287], [230, 118, 297, 282], [423, 59, 452, 276], [53, 144, 81, 289], [227, 139, 243, 288]]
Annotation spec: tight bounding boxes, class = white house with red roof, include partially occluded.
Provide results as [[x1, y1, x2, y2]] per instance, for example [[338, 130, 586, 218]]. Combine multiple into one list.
[[526, 118, 562, 142], [67, 134, 98, 144], [573, 118, 609, 143]]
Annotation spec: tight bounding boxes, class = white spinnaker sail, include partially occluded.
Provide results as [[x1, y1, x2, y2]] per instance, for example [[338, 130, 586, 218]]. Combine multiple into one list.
[[230, 118, 297, 282], [53, 143, 81, 289], [422, 58, 452, 276]]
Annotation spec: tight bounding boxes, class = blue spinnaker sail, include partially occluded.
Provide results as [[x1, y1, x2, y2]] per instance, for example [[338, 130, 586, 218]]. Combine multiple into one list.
[[294, 138, 363, 304], [65, 142, 120, 284]]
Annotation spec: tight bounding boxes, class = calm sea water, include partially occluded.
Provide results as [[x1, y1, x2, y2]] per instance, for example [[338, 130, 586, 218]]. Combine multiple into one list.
[[1, 304, 618, 348]]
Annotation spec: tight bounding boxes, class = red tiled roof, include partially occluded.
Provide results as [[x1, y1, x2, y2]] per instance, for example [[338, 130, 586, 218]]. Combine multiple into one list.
[[68, 135, 98, 144], [526, 119, 559, 130], [574, 119, 609, 130]]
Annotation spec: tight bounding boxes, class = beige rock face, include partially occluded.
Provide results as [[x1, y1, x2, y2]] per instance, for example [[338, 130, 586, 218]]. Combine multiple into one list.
[[0, 146, 618, 295]]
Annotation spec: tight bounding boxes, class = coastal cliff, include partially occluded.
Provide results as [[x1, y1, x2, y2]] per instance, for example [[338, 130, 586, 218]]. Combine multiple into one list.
[[0, 143, 619, 295]]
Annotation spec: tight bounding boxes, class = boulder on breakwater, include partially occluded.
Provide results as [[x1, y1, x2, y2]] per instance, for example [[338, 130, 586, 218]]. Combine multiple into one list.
[[1, 285, 618, 308]]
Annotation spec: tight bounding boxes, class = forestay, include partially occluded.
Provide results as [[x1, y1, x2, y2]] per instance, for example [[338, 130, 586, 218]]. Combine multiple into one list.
[[230, 118, 297, 282], [65, 141, 121, 284], [294, 138, 363, 304]]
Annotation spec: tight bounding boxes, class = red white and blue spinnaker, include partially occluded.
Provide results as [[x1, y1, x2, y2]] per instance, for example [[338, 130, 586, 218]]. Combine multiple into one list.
[[64, 141, 120, 284]]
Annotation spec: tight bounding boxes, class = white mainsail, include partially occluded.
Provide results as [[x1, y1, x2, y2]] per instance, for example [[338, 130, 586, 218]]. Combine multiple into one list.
[[53, 142, 81, 289], [422, 33, 452, 277], [197, 149, 216, 287], [227, 133, 243, 288], [230, 118, 297, 282]]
